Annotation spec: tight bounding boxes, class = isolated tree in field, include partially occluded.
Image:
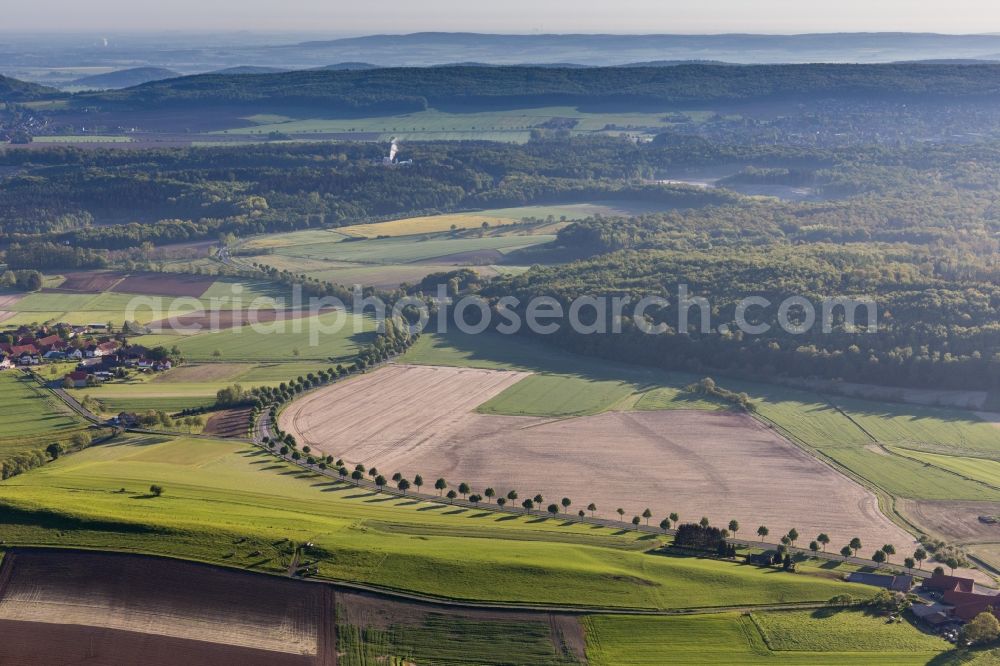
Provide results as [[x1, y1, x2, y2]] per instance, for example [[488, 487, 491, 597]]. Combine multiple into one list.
[[562, 497, 572, 513], [659, 519, 670, 532], [757, 525, 769, 541], [817, 533, 830, 552], [533, 494, 543, 506], [881, 544, 895, 564], [616, 508, 625, 522], [577, 509, 585, 519], [631, 516, 641, 530], [46, 442, 62, 460], [728, 520, 739, 539], [699, 517, 710, 529], [934, 566, 945, 575], [497, 497, 507, 508], [355, 464, 366, 473], [280, 445, 289, 455], [458, 482, 471, 499], [507, 490, 518, 503], [397, 478, 410, 492], [291, 451, 301, 461], [849, 537, 862, 557], [522, 499, 534, 511], [587, 503, 597, 517], [149, 484, 164, 497], [392, 472, 402, 482], [946, 557, 960, 575], [962, 611, 1000, 645], [872, 549, 886, 566], [669, 512, 679, 525], [913, 547, 927, 569], [302, 446, 311, 454], [840, 545, 853, 557], [809, 541, 819, 554], [368, 467, 378, 478], [484, 487, 495, 503], [351, 470, 363, 485], [435, 478, 447, 496], [446, 489, 457, 503], [547, 504, 559, 516], [470, 494, 481, 505], [374, 475, 387, 491], [338, 467, 348, 481], [325, 455, 334, 465], [642, 508, 652, 525], [780, 535, 791, 548], [787, 528, 799, 547], [904, 557, 915, 569]]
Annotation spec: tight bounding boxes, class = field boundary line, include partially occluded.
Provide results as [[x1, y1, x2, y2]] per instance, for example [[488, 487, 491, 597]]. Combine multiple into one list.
[[0, 545, 856, 618]]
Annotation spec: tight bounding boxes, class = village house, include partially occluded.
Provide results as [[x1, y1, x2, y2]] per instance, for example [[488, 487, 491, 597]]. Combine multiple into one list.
[[911, 572, 1000, 627], [64, 370, 89, 389]]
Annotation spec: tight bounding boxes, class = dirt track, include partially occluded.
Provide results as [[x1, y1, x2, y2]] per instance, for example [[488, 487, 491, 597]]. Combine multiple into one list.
[[281, 364, 916, 558]]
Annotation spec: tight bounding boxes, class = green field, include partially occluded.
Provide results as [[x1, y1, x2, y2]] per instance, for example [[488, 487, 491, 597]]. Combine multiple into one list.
[[405, 331, 721, 416], [269, 233, 554, 264], [338, 612, 576, 665], [584, 611, 947, 665], [895, 448, 1000, 488], [31, 135, 133, 143], [132, 311, 375, 362], [0, 434, 867, 609], [336, 203, 672, 238], [0, 373, 85, 452], [212, 106, 707, 143], [405, 331, 1000, 505]]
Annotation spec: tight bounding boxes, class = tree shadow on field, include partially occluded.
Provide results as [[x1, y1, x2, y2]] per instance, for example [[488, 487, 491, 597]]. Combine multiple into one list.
[[559, 520, 577, 527], [526, 517, 550, 524], [260, 465, 286, 471], [468, 512, 492, 519], [344, 492, 378, 499], [364, 496, 394, 503], [820, 560, 843, 570], [130, 493, 159, 500], [495, 514, 520, 522], [637, 533, 658, 541], [395, 499, 422, 507], [321, 485, 350, 492], [417, 504, 446, 512], [442, 508, 468, 515], [311, 481, 339, 488], [810, 606, 848, 619]]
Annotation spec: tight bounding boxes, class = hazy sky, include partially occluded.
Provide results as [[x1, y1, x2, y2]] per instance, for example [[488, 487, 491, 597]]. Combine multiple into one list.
[[4, 0, 1000, 33]]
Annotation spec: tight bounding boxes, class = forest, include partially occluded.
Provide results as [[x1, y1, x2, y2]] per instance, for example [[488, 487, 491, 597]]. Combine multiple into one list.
[[69, 64, 1000, 112], [1, 113, 998, 390]]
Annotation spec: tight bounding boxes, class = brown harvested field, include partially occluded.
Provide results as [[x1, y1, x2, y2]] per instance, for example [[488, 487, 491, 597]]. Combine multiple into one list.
[[153, 363, 249, 383], [281, 364, 916, 558], [203, 407, 253, 438], [148, 307, 324, 333], [0, 548, 581, 665], [898, 499, 1000, 543], [49, 270, 126, 292], [114, 272, 218, 298]]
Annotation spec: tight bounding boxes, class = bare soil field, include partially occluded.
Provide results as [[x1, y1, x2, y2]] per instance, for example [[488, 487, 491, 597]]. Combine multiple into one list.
[[115, 273, 218, 298], [0, 549, 324, 658], [203, 407, 253, 438], [49, 271, 126, 292], [281, 365, 916, 558], [148, 307, 324, 333], [898, 499, 1000, 543], [0, 548, 579, 665]]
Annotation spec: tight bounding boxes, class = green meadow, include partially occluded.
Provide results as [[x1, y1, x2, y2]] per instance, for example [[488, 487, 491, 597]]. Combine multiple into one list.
[[0, 373, 86, 453], [0, 434, 866, 609], [583, 611, 947, 665]]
